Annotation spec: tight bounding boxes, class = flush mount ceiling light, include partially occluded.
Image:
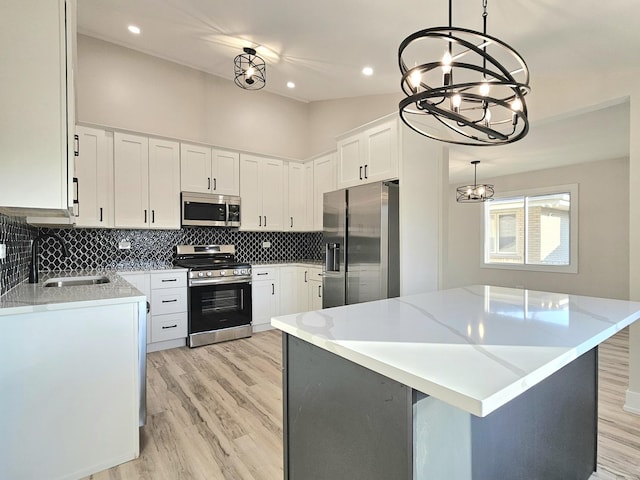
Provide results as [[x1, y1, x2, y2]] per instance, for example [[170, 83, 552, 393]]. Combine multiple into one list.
[[456, 161, 494, 202], [398, 0, 530, 146], [234, 47, 266, 90]]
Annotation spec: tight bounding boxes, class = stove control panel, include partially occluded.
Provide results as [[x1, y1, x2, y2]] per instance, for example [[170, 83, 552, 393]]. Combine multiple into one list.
[[190, 267, 252, 281]]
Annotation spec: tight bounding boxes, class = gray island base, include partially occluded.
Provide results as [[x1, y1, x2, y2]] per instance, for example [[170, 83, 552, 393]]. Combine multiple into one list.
[[283, 334, 596, 480]]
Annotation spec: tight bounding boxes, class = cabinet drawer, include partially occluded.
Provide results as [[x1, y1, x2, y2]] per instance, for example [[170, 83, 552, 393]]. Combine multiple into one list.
[[151, 271, 187, 289], [151, 287, 187, 315], [151, 312, 187, 343], [252, 266, 278, 281]]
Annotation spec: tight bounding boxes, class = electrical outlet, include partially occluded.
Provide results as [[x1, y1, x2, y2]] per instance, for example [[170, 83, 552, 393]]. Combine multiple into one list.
[[262, 241, 271, 248], [118, 240, 132, 250], [0, 244, 6, 260]]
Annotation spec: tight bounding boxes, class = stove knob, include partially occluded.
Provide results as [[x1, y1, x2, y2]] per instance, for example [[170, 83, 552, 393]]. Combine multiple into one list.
[[233, 269, 239, 275], [198, 272, 204, 278], [220, 270, 226, 276], [206, 271, 212, 277]]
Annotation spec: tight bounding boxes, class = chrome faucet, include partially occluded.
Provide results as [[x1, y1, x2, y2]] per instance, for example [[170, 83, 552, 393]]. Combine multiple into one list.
[[28, 233, 69, 284]]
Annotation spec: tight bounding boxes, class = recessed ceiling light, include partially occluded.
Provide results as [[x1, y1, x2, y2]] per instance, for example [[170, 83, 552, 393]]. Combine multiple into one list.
[[362, 66, 374, 76], [128, 25, 141, 35], [287, 81, 296, 89]]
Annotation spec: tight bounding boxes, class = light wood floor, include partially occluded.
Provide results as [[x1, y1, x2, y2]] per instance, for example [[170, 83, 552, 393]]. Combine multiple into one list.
[[86, 328, 640, 480]]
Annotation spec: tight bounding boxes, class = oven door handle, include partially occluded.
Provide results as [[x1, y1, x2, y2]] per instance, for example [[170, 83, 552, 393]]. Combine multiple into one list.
[[189, 277, 252, 287]]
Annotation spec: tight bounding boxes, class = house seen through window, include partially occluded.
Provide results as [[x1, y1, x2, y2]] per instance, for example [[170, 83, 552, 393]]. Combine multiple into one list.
[[483, 185, 577, 273]]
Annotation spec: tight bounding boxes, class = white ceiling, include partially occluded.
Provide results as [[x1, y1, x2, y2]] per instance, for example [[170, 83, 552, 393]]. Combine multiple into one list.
[[77, 0, 635, 176]]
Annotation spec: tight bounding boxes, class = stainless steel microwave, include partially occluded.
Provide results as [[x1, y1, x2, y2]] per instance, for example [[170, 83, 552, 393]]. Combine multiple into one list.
[[181, 192, 241, 227]]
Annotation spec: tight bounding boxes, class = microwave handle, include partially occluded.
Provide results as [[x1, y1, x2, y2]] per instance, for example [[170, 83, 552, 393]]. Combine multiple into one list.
[[225, 202, 229, 225]]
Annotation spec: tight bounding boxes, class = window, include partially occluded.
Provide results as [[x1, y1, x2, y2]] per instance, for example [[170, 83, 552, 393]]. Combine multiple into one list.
[[482, 185, 578, 273]]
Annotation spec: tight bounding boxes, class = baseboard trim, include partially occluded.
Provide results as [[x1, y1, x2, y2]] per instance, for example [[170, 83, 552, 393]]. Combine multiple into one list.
[[624, 389, 640, 415]]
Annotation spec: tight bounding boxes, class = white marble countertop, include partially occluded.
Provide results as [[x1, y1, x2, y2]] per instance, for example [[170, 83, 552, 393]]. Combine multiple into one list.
[[0, 270, 146, 316], [271, 285, 640, 417]]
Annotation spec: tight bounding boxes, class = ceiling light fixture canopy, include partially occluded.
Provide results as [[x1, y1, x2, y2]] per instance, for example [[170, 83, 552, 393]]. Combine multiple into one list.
[[234, 47, 266, 90], [398, 0, 530, 146], [456, 161, 494, 202]]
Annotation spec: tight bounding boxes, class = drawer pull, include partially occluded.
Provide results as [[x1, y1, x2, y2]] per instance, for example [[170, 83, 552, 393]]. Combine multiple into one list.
[[161, 299, 178, 303], [162, 324, 178, 329], [257, 272, 269, 276], [161, 278, 177, 282]]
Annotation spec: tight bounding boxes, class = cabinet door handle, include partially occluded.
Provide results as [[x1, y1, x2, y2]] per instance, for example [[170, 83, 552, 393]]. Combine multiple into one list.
[[74, 134, 79, 156], [144, 209, 148, 223], [208, 177, 211, 190], [99, 207, 103, 222], [264, 216, 267, 227], [152, 210, 155, 223], [162, 324, 178, 329], [290, 216, 294, 228], [73, 177, 79, 217], [161, 278, 177, 283], [162, 299, 178, 303], [259, 216, 262, 226], [364, 164, 368, 179], [359, 166, 363, 180], [213, 178, 217, 191], [304, 271, 308, 283], [318, 285, 322, 298], [272, 283, 275, 295]]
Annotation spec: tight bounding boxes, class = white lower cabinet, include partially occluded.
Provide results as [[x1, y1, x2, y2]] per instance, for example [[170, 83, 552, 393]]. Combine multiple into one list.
[[252, 266, 280, 331], [308, 266, 323, 311], [119, 270, 187, 351], [252, 264, 323, 331]]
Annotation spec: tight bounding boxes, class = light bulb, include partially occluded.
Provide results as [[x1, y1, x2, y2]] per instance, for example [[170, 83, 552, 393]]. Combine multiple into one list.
[[511, 98, 523, 111], [479, 82, 490, 96], [452, 94, 462, 113], [441, 51, 452, 74], [409, 69, 422, 90], [246, 66, 255, 79], [477, 186, 485, 196], [484, 108, 492, 127], [466, 187, 473, 196]]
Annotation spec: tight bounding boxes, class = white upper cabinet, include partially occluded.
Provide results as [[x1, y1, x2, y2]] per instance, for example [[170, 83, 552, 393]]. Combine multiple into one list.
[[148, 138, 181, 229], [0, 0, 77, 217], [114, 133, 180, 229], [75, 126, 114, 228], [212, 149, 240, 196], [180, 144, 211, 194], [285, 162, 314, 231], [180, 143, 240, 196], [337, 116, 399, 189], [240, 154, 284, 231], [313, 152, 337, 231]]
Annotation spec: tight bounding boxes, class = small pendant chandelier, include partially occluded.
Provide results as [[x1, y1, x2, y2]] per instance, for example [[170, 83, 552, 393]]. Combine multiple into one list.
[[234, 47, 266, 90], [457, 161, 494, 202], [398, 0, 530, 146]]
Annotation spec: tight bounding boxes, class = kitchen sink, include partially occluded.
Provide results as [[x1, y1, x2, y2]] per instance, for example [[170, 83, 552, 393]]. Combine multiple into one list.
[[43, 275, 111, 287]]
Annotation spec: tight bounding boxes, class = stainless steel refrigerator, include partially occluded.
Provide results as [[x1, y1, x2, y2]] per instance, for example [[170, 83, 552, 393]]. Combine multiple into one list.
[[323, 181, 399, 308]]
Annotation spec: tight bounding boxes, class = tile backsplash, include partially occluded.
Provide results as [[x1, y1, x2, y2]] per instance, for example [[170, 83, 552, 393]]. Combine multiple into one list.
[[38, 227, 323, 271], [0, 214, 37, 296]]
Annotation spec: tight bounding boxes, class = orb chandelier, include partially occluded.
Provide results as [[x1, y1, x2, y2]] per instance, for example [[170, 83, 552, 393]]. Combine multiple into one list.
[[456, 161, 494, 202], [234, 47, 266, 90], [398, 0, 530, 146]]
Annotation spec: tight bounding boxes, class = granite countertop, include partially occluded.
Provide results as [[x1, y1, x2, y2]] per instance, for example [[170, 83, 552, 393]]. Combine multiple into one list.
[[271, 284, 640, 417], [0, 270, 146, 316], [252, 260, 323, 267]]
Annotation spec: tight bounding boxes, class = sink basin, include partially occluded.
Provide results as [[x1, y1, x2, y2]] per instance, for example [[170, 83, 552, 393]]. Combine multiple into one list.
[[43, 275, 111, 287]]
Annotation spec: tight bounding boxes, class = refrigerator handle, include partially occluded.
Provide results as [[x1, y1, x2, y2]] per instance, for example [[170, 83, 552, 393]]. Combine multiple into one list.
[[325, 243, 340, 272]]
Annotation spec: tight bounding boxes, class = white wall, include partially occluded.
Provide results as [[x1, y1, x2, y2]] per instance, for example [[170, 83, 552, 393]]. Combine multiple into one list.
[[443, 157, 630, 300], [77, 35, 310, 160]]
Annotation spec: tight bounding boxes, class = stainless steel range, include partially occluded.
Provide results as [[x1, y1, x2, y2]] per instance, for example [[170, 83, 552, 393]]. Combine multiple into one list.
[[174, 245, 252, 347]]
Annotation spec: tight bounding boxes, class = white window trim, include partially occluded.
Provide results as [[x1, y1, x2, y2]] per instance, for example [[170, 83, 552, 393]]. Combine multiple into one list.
[[481, 183, 579, 274]]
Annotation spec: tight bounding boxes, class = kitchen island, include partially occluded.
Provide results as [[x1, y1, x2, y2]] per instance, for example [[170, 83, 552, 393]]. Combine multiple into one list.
[[271, 285, 640, 480], [0, 271, 146, 480]]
